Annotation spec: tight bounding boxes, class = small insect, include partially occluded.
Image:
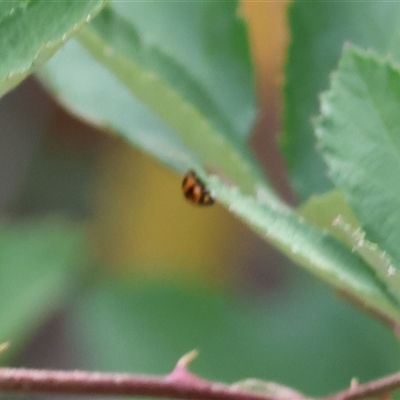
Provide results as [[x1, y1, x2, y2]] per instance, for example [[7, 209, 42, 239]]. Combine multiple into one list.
[[182, 170, 214, 206]]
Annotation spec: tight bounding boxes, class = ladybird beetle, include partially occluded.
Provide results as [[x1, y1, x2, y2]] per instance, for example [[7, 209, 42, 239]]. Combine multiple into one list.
[[182, 170, 214, 206]]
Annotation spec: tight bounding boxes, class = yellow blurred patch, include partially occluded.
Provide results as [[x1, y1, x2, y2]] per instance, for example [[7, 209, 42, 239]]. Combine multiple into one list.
[[89, 141, 242, 284], [241, 1, 289, 94]]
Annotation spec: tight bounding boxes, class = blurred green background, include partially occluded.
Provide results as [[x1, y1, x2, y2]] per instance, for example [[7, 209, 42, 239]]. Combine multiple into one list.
[[1, 2, 400, 398]]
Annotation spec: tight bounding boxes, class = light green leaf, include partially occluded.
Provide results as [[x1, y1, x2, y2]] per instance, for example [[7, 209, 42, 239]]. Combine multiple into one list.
[[0, 218, 87, 362], [41, 3, 271, 196], [283, 2, 400, 200], [110, 1, 256, 142], [204, 174, 400, 324], [317, 47, 400, 276], [0, 0, 107, 97]]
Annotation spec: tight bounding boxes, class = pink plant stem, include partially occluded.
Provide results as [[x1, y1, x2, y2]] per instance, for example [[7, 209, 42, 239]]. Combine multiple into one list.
[[1, 349, 400, 400], [0, 367, 273, 400]]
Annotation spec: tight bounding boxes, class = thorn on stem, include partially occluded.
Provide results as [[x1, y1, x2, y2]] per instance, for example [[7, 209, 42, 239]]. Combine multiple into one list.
[[176, 350, 199, 370], [350, 378, 358, 389], [0, 343, 9, 354], [168, 350, 209, 387]]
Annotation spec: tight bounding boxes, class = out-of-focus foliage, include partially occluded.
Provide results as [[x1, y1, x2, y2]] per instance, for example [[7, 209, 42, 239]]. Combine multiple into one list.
[[0, 219, 87, 362], [0, 3, 400, 399], [72, 278, 400, 396]]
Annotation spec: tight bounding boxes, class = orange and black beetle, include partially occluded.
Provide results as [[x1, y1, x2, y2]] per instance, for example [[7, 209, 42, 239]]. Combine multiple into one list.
[[182, 170, 214, 206]]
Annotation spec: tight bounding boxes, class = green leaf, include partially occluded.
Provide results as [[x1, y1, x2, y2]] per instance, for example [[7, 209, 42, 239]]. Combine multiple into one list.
[[0, 0, 107, 98], [0, 218, 87, 362], [110, 1, 256, 142], [40, 2, 271, 196], [203, 174, 400, 324], [283, 2, 400, 200], [316, 47, 400, 277]]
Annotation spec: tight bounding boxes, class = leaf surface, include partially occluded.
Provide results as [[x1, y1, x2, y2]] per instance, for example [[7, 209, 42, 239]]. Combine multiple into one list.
[[203, 174, 400, 323], [317, 47, 400, 278], [41, 3, 269, 196], [283, 3, 400, 199], [0, 0, 107, 97]]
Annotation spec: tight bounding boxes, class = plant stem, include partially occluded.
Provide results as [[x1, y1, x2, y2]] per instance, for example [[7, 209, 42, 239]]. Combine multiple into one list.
[[0, 351, 273, 400], [0, 368, 276, 400], [1, 351, 400, 400]]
